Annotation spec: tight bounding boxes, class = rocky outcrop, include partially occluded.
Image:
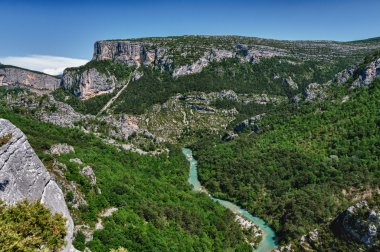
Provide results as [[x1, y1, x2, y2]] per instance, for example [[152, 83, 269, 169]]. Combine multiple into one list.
[[49, 143, 75, 156], [234, 114, 265, 133], [80, 166, 96, 185], [334, 58, 380, 87], [93, 40, 171, 67], [336, 201, 380, 246], [0, 66, 60, 93], [62, 68, 117, 99], [304, 83, 328, 101], [0, 119, 75, 252], [352, 58, 380, 88], [334, 65, 356, 84]]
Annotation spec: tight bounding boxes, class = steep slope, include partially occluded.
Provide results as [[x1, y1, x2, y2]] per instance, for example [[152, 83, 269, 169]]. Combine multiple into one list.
[[0, 119, 75, 252]]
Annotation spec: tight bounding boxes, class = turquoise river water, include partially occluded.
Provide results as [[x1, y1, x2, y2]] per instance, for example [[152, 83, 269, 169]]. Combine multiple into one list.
[[182, 148, 277, 252]]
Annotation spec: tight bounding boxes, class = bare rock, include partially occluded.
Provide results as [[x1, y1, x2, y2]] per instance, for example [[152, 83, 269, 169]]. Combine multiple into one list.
[[132, 70, 144, 81], [49, 143, 75, 156], [80, 166, 96, 185], [0, 119, 50, 204], [304, 83, 327, 101], [41, 181, 75, 252], [70, 158, 83, 164], [335, 65, 356, 84]]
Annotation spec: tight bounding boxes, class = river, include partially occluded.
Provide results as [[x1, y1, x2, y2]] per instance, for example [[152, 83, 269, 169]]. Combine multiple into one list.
[[182, 148, 277, 252]]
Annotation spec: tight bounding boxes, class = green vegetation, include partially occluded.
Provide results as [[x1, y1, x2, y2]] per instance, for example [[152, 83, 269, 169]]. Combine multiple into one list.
[[53, 88, 115, 115], [113, 57, 352, 114], [0, 200, 66, 252], [0, 109, 251, 251], [191, 79, 380, 244]]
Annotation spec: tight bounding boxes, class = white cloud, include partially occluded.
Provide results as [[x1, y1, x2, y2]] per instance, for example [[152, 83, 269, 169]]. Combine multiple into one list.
[[0, 55, 89, 75]]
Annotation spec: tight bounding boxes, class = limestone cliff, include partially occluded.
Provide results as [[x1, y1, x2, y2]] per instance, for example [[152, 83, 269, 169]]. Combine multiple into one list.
[[92, 40, 285, 77], [62, 67, 117, 99], [93, 40, 170, 67], [0, 66, 60, 93], [0, 119, 75, 252]]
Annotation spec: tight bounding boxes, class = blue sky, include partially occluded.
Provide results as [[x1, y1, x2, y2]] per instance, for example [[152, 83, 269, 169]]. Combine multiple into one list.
[[1, 0, 380, 73]]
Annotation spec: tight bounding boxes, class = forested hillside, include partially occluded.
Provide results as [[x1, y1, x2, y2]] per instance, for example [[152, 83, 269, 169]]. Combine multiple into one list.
[[192, 79, 380, 249], [0, 109, 251, 251]]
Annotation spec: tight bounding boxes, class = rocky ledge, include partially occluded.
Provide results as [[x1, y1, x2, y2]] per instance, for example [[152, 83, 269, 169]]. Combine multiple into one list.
[[0, 119, 75, 252]]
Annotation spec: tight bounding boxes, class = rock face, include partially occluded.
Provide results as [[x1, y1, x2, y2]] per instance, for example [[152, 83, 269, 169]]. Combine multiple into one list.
[[93, 40, 170, 67], [0, 66, 60, 93], [335, 65, 356, 84], [304, 83, 328, 101], [0, 119, 50, 204], [0, 119, 74, 252], [337, 201, 380, 246], [352, 58, 380, 87], [40, 181, 75, 251], [334, 58, 380, 87], [62, 68, 117, 99]]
